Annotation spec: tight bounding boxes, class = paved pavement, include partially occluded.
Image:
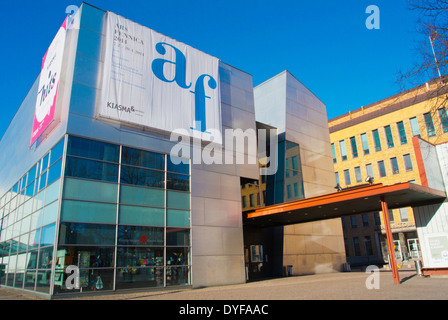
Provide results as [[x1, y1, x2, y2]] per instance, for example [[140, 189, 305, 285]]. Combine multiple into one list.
[[1, 269, 447, 301]]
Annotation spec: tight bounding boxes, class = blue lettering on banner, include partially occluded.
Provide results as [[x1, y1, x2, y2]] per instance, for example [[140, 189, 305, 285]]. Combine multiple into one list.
[[152, 42, 191, 89], [151, 42, 217, 134]]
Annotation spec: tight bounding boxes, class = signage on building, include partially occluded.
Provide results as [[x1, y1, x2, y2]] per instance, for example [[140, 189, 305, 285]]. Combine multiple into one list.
[[425, 233, 448, 267], [98, 12, 222, 143], [30, 18, 67, 146]]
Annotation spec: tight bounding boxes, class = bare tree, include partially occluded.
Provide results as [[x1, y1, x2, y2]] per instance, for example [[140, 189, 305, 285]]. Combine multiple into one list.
[[401, 0, 448, 85], [394, 1, 448, 141]]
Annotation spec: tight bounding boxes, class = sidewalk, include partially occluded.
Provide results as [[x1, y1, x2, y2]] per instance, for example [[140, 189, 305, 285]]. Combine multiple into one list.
[[2, 270, 447, 300]]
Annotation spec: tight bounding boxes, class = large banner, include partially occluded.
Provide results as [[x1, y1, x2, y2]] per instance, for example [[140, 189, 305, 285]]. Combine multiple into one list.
[[31, 18, 67, 146], [98, 12, 221, 142]]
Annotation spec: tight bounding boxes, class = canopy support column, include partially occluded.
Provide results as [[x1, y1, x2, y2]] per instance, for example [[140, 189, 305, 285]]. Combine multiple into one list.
[[381, 197, 400, 284]]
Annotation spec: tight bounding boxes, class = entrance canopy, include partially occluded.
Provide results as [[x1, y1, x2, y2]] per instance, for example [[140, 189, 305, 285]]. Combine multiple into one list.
[[245, 182, 446, 227]]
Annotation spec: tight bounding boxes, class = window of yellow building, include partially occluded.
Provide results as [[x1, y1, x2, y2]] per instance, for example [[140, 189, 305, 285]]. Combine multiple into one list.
[[385, 125, 395, 148], [372, 129, 382, 151], [409, 117, 421, 137], [424, 112, 436, 137], [397, 121, 407, 144], [438, 107, 448, 133]]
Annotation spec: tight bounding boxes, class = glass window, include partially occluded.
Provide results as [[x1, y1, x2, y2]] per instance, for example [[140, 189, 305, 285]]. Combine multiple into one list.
[[339, 140, 347, 161], [26, 250, 38, 270], [115, 267, 163, 289], [399, 208, 409, 222], [27, 164, 38, 185], [41, 154, 50, 173], [44, 179, 60, 205], [372, 129, 382, 151], [167, 156, 189, 174], [361, 133, 370, 155], [25, 181, 35, 198], [409, 117, 421, 137], [331, 143, 337, 163], [242, 196, 247, 209], [424, 113, 436, 137], [50, 138, 65, 165], [390, 157, 400, 174], [119, 205, 164, 227], [59, 222, 116, 245], [56, 246, 115, 269], [166, 173, 189, 191], [344, 169, 351, 185], [65, 157, 119, 182], [167, 209, 190, 228], [40, 223, 56, 247], [366, 163, 374, 179], [61, 200, 117, 224], [166, 228, 190, 246], [374, 212, 381, 225], [120, 166, 164, 189], [167, 191, 190, 210], [403, 154, 413, 171], [38, 171, 47, 192], [63, 178, 117, 203], [354, 166, 362, 183], [438, 108, 448, 133], [362, 214, 369, 227], [388, 209, 395, 223], [42, 201, 59, 226], [166, 247, 189, 266], [28, 229, 40, 250], [117, 226, 164, 246], [353, 237, 361, 256], [47, 159, 62, 186], [38, 246, 54, 269], [384, 125, 394, 148], [249, 193, 255, 207], [67, 136, 119, 163], [364, 236, 373, 255], [396, 121, 407, 144], [122, 146, 165, 170], [117, 247, 164, 267], [350, 137, 358, 158], [350, 216, 357, 228], [120, 185, 164, 207], [335, 172, 340, 185], [378, 160, 386, 177]]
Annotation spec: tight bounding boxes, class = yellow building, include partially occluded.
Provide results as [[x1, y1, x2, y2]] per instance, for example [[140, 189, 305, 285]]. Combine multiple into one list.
[[329, 79, 448, 266]]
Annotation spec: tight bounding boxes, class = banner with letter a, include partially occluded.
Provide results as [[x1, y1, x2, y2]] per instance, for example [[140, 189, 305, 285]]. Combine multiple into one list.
[[98, 12, 222, 143]]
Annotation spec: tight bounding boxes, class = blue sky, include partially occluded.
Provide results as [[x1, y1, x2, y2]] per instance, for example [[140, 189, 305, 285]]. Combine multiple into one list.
[[0, 0, 425, 138]]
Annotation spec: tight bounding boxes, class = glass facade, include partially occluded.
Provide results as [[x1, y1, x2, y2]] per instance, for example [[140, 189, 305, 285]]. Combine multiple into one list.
[[264, 140, 305, 205], [0, 135, 191, 295], [0, 138, 64, 294]]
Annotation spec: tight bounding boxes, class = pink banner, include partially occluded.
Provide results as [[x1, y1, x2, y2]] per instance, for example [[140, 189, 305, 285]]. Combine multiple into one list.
[[30, 18, 67, 146]]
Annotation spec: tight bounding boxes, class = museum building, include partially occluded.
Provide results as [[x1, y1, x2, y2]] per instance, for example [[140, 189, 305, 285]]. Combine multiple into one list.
[[0, 3, 348, 298]]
